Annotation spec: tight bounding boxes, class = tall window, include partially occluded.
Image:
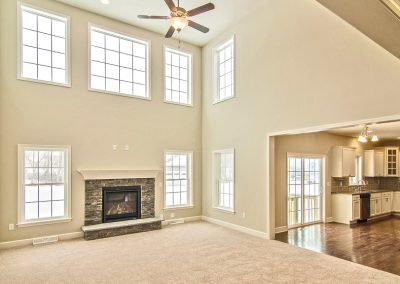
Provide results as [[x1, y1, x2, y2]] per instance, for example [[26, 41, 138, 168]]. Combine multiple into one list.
[[164, 151, 193, 208], [164, 47, 192, 106], [213, 149, 235, 211], [214, 37, 234, 103], [89, 26, 150, 99], [18, 145, 71, 225], [18, 4, 69, 85]]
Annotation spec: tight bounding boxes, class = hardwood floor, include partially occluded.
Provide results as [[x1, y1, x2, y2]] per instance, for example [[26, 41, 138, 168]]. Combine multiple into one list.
[[275, 218, 400, 275]]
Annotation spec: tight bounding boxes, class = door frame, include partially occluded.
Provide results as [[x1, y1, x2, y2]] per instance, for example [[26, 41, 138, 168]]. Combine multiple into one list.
[[286, 153, 326, 229]]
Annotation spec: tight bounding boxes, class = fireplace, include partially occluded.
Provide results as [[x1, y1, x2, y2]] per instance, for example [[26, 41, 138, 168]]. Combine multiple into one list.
[[102, 186, 141, 223]]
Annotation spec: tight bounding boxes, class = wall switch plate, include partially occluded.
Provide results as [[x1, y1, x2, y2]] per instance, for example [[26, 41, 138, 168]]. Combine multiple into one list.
[[170, 213, 175, 218], [124, 145, 129, 151], [160, 214, 164, 220], [112, 145, 117, 151], [242, 212, 246, 219], [8, 224, 15, 231]]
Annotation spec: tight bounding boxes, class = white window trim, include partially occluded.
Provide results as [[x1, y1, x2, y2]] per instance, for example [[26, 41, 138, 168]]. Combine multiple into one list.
[[163, 45, 194, 107], [17, 144, 72, 227], [87, 23, 152, 101], [163, 150, 194, 209], [17, 2, 71, 87], [212, 148, 235, 213], [212, 35, 236, 105]]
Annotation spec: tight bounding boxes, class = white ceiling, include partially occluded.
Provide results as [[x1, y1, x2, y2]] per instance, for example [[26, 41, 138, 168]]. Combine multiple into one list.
[[55, 0, 268, 46], [328, 120, 400, 140]]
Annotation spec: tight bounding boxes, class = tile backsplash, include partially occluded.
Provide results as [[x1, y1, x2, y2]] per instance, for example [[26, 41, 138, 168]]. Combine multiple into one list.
[[331, 177, 400, 193]]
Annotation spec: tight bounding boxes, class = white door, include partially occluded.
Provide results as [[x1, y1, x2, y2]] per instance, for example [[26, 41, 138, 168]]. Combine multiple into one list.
[[288, 156, 323, 227]]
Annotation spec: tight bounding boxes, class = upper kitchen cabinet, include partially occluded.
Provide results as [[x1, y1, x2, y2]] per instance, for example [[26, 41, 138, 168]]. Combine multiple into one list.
[[331, 146, 356, 177], [385, 147, 399, 177], [364, 149, 384, 177]]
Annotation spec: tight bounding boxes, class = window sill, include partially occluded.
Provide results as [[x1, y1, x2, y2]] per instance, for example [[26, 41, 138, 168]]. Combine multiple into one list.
[[213, 207, 235, 214], [17, 217, 72, 228], [88, 88, 151, 101], [18, 76, 71, 88], [163, 100, 194, 108], [163, 205, 194, 211], [213, 95, 235, 105]]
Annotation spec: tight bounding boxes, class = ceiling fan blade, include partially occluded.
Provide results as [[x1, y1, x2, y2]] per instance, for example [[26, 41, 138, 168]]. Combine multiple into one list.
[[164, 0, 177, 11], [138, 15, 169, 19], [187, 3, 215, 17], [188, 20, 209, 33], [165, 26, 175, 38]]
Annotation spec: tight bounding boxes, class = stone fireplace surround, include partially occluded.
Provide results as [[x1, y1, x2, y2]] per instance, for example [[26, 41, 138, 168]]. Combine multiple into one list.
[[78, 170, 162, 240]]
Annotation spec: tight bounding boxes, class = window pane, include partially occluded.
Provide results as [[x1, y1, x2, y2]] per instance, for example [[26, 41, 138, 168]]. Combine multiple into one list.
[[37, 16, 51, 34], [52, 168, 64, 183], [40, 151, 51, 168], [91, 61, 105, 77], [52, 201, 64, 217], [52, 52, 65, 69], [106, 50, 119, 65], [120, 81, 133, 95], [38, 64, 51, 81], [23, 29, 37, 47], [52, 36, 65, 53], [120, 67, 132, 82], [25, 150, 38, 167], [106, 78, 119, 93], [133, 57, 146, 71], [39, 168, 51, 184], [52, 185, 64, 200], [38, 32, 51, 50], [133, 83, 145, 97], [91, 46, 105, 62], [23, 46, 37, 64], [91, 75, 105, 90], [25, 168, 38, 184], [22, 11, 37, 30], [105, 35, 119, 51], [106, 64, 119, 79], [25, 186, 38, 202], [52, 20, 65, 38], [133, 42, 145, 58], [120, 39, 132, 55], [25, 202, 38, 220], [52, 68, 66, 84], [39, 201, 51, 218], [39, 185, 51, 201], [38, 49, 51, 66]]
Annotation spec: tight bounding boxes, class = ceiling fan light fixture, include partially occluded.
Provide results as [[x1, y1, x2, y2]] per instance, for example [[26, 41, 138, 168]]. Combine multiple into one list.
[[169, 17, 188, 31]]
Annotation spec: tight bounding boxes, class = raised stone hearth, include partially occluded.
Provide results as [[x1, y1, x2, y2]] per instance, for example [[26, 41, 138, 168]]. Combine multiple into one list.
[[78, 169, 161, 240], [82, 218, 162, 240]]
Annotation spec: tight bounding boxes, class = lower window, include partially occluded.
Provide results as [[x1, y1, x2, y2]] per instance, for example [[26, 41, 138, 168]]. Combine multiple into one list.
[[213, 149, 235, 211], [18, 145, 71, 225], [164, 151, 193, 208]]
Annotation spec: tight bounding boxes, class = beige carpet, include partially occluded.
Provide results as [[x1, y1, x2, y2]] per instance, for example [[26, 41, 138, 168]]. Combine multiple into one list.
[[1, 221, 399, 283]]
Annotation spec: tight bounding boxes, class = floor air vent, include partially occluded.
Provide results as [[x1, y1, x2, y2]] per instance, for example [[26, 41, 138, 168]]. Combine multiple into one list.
[[169, 219, 185, 225], [32, 235, 59, 246]]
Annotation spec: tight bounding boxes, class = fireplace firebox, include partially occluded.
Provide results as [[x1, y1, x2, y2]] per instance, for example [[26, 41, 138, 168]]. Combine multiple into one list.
[[102, 186, 141, 223]]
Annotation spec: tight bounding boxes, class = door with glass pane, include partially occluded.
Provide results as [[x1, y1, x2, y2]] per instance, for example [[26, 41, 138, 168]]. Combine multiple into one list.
[[288, 156, 322, 227]]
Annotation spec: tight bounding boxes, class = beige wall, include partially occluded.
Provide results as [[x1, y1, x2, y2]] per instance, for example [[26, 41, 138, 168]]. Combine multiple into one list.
[[0, 0, 202, 242], [274, 132, 364, 229], [202, 0, 400, 236]]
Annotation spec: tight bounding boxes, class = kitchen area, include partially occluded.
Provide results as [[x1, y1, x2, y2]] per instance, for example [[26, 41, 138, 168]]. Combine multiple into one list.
[[274, 120, 400, 275]]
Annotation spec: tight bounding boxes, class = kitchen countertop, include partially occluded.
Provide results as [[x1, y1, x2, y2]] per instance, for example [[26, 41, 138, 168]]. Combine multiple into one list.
[[332, 189, 400, 195]]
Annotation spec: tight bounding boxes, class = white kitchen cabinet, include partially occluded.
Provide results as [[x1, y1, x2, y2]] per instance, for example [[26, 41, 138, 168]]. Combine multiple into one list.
[[370, 193, 382, 216], [331, 146, 356, 177], [392, 192, 400, 213], [332, 193, 360, 224], [352, 195, 360, 221], [364, 149, 384, 177], [385, 147, 399, 177], [382, 192, 393, 214]]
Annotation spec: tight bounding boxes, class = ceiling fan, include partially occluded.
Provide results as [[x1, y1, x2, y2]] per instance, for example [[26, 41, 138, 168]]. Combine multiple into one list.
[[138, 0, 215, 38]]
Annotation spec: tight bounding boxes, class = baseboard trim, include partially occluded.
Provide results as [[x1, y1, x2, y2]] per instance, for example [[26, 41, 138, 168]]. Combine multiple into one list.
[[201, 216, 269, 239], [162, 215, 202, 226], [274, 226, 288, 234], [0, 231, 83, 250], [324, 217, 334, 223]]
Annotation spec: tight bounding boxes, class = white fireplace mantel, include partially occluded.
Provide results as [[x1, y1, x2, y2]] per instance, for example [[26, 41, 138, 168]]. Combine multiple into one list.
[[77, 169, 162, 180]]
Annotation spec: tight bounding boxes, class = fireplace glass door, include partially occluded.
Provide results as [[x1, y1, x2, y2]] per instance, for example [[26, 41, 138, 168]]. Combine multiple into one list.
[[102, 186, 141, 222]]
